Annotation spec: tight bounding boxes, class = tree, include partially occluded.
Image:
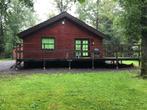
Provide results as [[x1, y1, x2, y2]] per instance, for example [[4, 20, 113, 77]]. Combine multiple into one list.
[[118, 0, 141, 45], [4, 0, 36, 57], [0, 0, 35, 57], [0, 0, 9, 56], [96, 0, 99, 29], [116, 0, 147, 77], [76, 0, 126, 44], [141, 0, 147, 77], [54, 0, 75, 12]]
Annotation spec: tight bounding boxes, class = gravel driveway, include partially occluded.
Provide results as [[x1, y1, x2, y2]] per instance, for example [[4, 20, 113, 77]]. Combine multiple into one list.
[[0, 60, 15, 72]]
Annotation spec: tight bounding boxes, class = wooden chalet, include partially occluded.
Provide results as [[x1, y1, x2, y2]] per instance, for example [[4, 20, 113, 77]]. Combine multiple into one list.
[[16, 12, 105, 68], [15, 12, 141, 69]]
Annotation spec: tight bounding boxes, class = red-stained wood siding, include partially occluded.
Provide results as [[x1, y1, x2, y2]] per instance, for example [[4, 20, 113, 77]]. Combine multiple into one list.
[[23, 18, 103, 60]]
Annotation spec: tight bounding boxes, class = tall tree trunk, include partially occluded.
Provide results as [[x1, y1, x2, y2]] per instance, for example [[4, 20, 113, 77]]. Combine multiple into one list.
[[141, 1, 147, 77], [0, 7, 4, 56], [96, 0, 99, 30]]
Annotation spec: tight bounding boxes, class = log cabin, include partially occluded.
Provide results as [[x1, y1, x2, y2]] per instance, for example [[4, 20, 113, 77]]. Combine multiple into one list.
[[16, 12, 105, 68]]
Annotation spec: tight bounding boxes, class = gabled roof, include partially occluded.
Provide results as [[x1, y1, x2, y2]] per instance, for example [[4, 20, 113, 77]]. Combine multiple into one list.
[[18, 12, 105, 38]]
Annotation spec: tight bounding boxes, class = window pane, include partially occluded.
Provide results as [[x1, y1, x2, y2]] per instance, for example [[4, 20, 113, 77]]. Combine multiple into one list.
[[83, 52, 88, 56], [82, 45, 88, 51], [45, 44, 49, 49], [76, 52, 81, 57], [44, 44, 54, 49], [76, 45, 81, 50], [42, 39, 48, 43], [42, 43, 49, 49], [83, 40, 88, 44], [49, 39, 54, 43], [48, 44, 54, 49], [76, 40, 81, 44], [83, 48, 88, 51]]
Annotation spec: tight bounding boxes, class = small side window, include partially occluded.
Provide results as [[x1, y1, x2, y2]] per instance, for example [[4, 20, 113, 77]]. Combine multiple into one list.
[[42, 38, 55, 50]]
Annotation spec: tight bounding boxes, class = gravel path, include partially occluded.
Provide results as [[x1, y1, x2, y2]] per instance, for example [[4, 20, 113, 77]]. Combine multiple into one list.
[[0, 60, 15, 72]]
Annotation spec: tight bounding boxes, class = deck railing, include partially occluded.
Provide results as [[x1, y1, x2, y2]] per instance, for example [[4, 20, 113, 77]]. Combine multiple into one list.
[[103, 43, 141, 58], [14, 43, 141, 61]]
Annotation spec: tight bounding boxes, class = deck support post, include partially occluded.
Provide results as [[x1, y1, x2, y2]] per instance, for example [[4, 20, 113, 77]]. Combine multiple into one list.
[[16, 44, 18, 60], [138, 45, 141, 67], [43, 60, 46, 70], [116, 51, 119, 69], [92, 52, 95, 69], [42, 57, 46, 70], [68, 60, 72, 70], [139, 59, 141, 67], [120, 60, 122, 64], [14, 60, 22, 70], [42, 47, 46, 70], [92, 59, 94, 69]]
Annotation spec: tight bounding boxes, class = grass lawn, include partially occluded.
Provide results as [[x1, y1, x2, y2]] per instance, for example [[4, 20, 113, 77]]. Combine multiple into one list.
[[0, 58, 13, 62], [0, 71, 147, 110], [122, 60, 140, 67]]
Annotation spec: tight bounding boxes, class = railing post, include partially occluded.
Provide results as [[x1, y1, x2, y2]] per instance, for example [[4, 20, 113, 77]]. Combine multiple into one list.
[[116, 50, 119, 69], [66, 51, 72, 70], [92, 52, 95, 69], [68, 60, 71, 70], [43, 43, 46, 70], [18, 44, 20, 60], [16, 45, 18, 60], [20, 44, 22, 59]]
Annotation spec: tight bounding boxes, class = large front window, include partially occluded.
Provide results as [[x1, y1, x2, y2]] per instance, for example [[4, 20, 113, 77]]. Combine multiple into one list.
[[42, 38, 55, 50], [75, 39, 89, 57]]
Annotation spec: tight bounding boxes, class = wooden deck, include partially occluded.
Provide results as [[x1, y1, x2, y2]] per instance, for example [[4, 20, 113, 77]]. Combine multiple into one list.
[[14, 43, 141, 69], [16, 57, 140, 69], [17, 57, 140, 62]]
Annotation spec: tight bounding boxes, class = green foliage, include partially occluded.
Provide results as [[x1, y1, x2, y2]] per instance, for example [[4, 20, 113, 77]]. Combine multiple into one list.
[[77, 0, 85, 3], [118, 0, 142, 44], [0, 0, 36, 58], [19, 0, 33, 7], [76, 0, 126, 44], [0, 0, 9, 55], [0, 71, 147, 110]]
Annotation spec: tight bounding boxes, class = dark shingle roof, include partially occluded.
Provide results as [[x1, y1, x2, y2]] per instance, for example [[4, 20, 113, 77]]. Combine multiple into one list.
[[18, 12, 105, 38]]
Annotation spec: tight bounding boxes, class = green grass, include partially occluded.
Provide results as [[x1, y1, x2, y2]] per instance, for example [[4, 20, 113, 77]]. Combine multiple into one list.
[[122, 60, 140, 67], [0, 71, 147, 110], [0, 58, 13, 61]]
